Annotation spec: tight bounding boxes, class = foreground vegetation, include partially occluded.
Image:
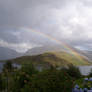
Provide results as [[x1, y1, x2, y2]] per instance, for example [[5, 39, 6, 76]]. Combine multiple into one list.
[[0, 61, 81, 92], [0, 61, 92, 92]]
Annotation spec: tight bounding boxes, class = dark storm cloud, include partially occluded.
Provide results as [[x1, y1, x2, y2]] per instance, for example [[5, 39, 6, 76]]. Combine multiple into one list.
[[0, 0, 68, 27], [0, 0, 92, 52]]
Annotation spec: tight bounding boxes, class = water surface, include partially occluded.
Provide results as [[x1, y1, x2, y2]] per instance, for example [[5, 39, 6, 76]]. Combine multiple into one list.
[[78, 66, 92, 75]]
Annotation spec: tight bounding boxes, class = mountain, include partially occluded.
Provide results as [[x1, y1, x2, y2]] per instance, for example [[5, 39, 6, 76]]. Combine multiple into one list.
[[11, 51, 91, 66], [25, 45, 92, 62], [25, 45, 68, 56], [0, 45, 91, 66], [0, 46, 22, 60], [80, 51, 92, 61], [68, 48, 92, 61]]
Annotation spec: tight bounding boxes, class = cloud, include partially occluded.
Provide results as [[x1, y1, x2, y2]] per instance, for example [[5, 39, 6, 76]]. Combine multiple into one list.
[[0, 39, 41, 53], [0, 0, 92, 52]]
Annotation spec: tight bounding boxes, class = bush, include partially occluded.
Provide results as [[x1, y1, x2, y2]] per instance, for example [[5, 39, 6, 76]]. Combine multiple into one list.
[[3, 61, 14, 73], [11, 63, 38, 92], [22, 69, 74, 92], [89, 69, 92, 77], [66, 64, 82, 79], [0, 74, 6, 91]]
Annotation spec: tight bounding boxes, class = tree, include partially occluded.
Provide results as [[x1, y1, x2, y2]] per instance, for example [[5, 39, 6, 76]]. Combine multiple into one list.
[[11, 63, 38, 92], [66, 64, 82, 79], [2, 61, 14, 92], [0, 74, 4, 91], [22, 69, 74, 92], [3, 61, 13, 73]]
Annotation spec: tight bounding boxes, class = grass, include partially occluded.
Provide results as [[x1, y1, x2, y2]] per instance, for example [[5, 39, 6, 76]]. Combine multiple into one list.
[[49, 51, 91, 66]]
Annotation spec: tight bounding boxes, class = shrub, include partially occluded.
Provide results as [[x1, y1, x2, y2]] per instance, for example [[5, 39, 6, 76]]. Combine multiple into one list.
[[89, 69, 92, 77], [22, 69, 74, 92], [66, 64, 81, 79], [11, 63, 38, 92], [0, 74, 6, 91], [3, 61, 14, 73]]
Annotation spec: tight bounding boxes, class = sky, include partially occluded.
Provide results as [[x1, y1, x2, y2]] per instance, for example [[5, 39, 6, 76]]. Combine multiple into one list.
[[0, 0, 92, 52]]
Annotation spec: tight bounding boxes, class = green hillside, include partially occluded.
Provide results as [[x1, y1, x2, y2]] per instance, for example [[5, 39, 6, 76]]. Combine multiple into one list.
[[10, 51, 91, 66]]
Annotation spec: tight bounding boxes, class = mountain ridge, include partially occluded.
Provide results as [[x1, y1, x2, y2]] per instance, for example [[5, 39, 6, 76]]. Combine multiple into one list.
[[9, 51, 91, 66], [0, 46, 22, 60], [0, 45, 92, 67]]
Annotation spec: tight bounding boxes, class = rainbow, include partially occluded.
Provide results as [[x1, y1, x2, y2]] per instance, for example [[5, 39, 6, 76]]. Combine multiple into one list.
[[21, 27, 89, 62]]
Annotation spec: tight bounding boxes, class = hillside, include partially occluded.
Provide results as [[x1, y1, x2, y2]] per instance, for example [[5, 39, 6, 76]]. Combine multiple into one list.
[[10, 51, 91, 66], [25, 45, 92, 62], [25, 45, 66, 56], [81, 51, 92, 61], [0, 46, 22, 60]]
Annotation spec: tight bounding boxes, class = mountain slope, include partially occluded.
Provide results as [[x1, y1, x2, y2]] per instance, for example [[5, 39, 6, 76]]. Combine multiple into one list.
[[25, 45, 92, 63], [25, 45, 67, 56], [0, 46, 22, 60], [81, 51, 92, 61], [70, 48, 92, 61], [11, 51, 91, 66]]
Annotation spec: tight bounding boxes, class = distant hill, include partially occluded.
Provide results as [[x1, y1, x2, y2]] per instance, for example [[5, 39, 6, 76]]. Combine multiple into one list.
[[11, 51, 91, 66], [80, 51, 92, 61], [70, 48, 92, 61], [25, 45, 69, 56], [25, 45, 92, 62], [0, 45, 92, 67], [0, 46, 22, 60]]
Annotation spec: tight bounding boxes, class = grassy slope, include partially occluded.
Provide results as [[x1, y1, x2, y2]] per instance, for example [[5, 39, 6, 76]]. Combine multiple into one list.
[[49, 52, 91, 65], [9, 51, 91, 66]]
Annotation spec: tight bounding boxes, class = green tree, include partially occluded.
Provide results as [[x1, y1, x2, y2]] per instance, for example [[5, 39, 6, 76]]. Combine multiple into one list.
[[0, 74, 5, 91], [11, 63, 38, 92], [66, 64, 81, 79], [3, 61, 13, 73], [89, 69, 92, 77], [2, 61, 14, 92], [22, 69, 74, 92]]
